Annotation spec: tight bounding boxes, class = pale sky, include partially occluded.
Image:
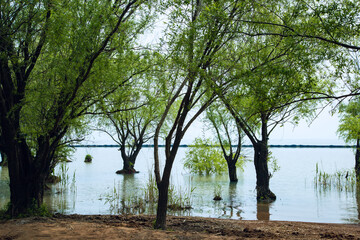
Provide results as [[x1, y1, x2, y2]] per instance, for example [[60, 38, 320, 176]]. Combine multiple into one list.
[[87, 106, 344, 146], [181, 106, 344, 145], [269, 111, 343, 145]]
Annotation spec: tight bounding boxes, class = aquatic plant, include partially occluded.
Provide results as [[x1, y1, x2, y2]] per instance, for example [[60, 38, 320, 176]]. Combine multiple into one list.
[[314, 163, 356, 192], [50, 163, 77, 214], [213, 184, 222, 201], [102, 173, 195, 214], [143, 172, 158, 204], [55, 163, 76, 193], [143, 173, 194, 211], [103, 182, 122, 214], [59, 163, 69, 188], [168, 184, 194, 211]]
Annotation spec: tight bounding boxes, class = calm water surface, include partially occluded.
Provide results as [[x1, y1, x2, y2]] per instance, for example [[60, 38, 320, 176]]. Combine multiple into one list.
[[0, 147, 358, 223]]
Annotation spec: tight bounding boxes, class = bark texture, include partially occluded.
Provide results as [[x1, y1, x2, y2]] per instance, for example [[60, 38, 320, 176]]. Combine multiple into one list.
[[226, 156, 238, 182], [154, 181, 170, 230], [254, 141, 276, 202], [356, 138, 360, 181]]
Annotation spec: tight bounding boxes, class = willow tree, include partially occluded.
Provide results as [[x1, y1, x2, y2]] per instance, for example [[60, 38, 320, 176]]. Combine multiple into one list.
[[212, 24, 324, 201], [153, 0, 255, 229], [241, 0, 360, 97], [94, 70, 161, 174], [239, 0, 360, 51], [0, 0, 152, 216], [205, 102, 245, 182]]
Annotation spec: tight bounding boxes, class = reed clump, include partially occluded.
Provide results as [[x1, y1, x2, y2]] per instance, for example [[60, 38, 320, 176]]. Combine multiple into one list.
[[56, 163, 76, 194], [213, 184, 222, 201], [103, 173, 194, 214], [314, 163, 356, 192]]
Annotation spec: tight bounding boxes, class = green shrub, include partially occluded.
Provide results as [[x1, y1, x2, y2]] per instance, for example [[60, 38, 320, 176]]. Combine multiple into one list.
[[184, 137, 244, 175], [84, 154, 92, 162]]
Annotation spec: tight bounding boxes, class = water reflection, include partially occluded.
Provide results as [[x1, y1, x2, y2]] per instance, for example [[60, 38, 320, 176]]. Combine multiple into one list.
[[228, 182, 237, 218], [44, 173, 77, 214], [257, 203, 270, 221], [0, 147, 359, 223], [118, 173, 150, 215]]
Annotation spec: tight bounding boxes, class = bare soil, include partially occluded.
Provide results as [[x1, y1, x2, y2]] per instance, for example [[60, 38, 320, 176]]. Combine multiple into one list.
[[1, 214, 360, 239]]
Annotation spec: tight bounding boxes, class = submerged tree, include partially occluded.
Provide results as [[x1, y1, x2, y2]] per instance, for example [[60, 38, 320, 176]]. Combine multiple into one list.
[[0, 0, 152, 216], [152, 0, 255, 229], [213, 26, 323, 201], [205, 102, 244, 182], [95, 75, 159, 174]]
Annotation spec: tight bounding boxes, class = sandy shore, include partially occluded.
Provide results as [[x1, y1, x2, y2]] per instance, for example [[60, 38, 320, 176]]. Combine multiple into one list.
[[1, 214, 360, 239]]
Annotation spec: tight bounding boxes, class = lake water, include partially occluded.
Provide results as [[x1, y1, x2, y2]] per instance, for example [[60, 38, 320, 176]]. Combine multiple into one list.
[[0, 146, 358, 223]]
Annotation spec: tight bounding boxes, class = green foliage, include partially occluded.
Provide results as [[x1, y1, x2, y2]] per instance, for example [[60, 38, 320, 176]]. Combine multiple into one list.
[[337, 98, 360, 144], [0, 203, 11, 220], [1, 0, 156, 216], [0, 201, 51, 219], [184, 138, 226, 175], [268, 151, 280, 178], [184, 137, 244, 175], [18, 203, 51, 218], [84, 154, 93, 162], [94, 63, 162, 161]]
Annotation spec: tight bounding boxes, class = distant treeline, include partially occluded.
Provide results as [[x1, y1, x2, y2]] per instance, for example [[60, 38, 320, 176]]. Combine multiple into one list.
[[70, 144, 355, 149]]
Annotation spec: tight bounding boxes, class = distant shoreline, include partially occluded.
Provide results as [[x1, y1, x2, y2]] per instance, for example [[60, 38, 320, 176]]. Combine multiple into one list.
[[70, 144, 356, 148]]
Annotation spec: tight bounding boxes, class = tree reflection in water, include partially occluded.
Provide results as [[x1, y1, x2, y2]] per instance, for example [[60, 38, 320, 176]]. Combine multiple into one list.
[[257, 202, 271, 221]]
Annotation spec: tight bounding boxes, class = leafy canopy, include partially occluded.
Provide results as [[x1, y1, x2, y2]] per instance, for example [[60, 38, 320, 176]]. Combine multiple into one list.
[[184, 137, 245, 175]]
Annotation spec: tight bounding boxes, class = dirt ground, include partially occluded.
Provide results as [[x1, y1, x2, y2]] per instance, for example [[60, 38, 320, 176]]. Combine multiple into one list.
[[1, 214, 360, 240]]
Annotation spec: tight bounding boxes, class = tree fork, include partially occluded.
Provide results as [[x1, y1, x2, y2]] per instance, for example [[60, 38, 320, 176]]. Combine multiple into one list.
[[226, 158, 238, 182]]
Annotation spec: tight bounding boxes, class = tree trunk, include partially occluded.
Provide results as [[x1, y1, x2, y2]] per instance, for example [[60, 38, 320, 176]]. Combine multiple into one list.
[[355, 138, 360, 181], [226, 157, 238, 182], [123, 156, 135, 172], [0, 152, 7, 166], [116, 156, 138, 174], [154, 180, 170, 230], [117, 144, 142, 174], [4, 129, 56, 216], [6, 141, 46, 216], [253, 141, 276, 202]]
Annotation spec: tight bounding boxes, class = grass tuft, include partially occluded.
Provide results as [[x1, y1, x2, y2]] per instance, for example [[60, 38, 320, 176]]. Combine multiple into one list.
[[314, 163, 357, 192]]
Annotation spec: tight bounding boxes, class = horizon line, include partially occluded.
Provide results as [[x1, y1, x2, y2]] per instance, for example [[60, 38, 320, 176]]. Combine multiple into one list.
[[69, 144, 356, 149]]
